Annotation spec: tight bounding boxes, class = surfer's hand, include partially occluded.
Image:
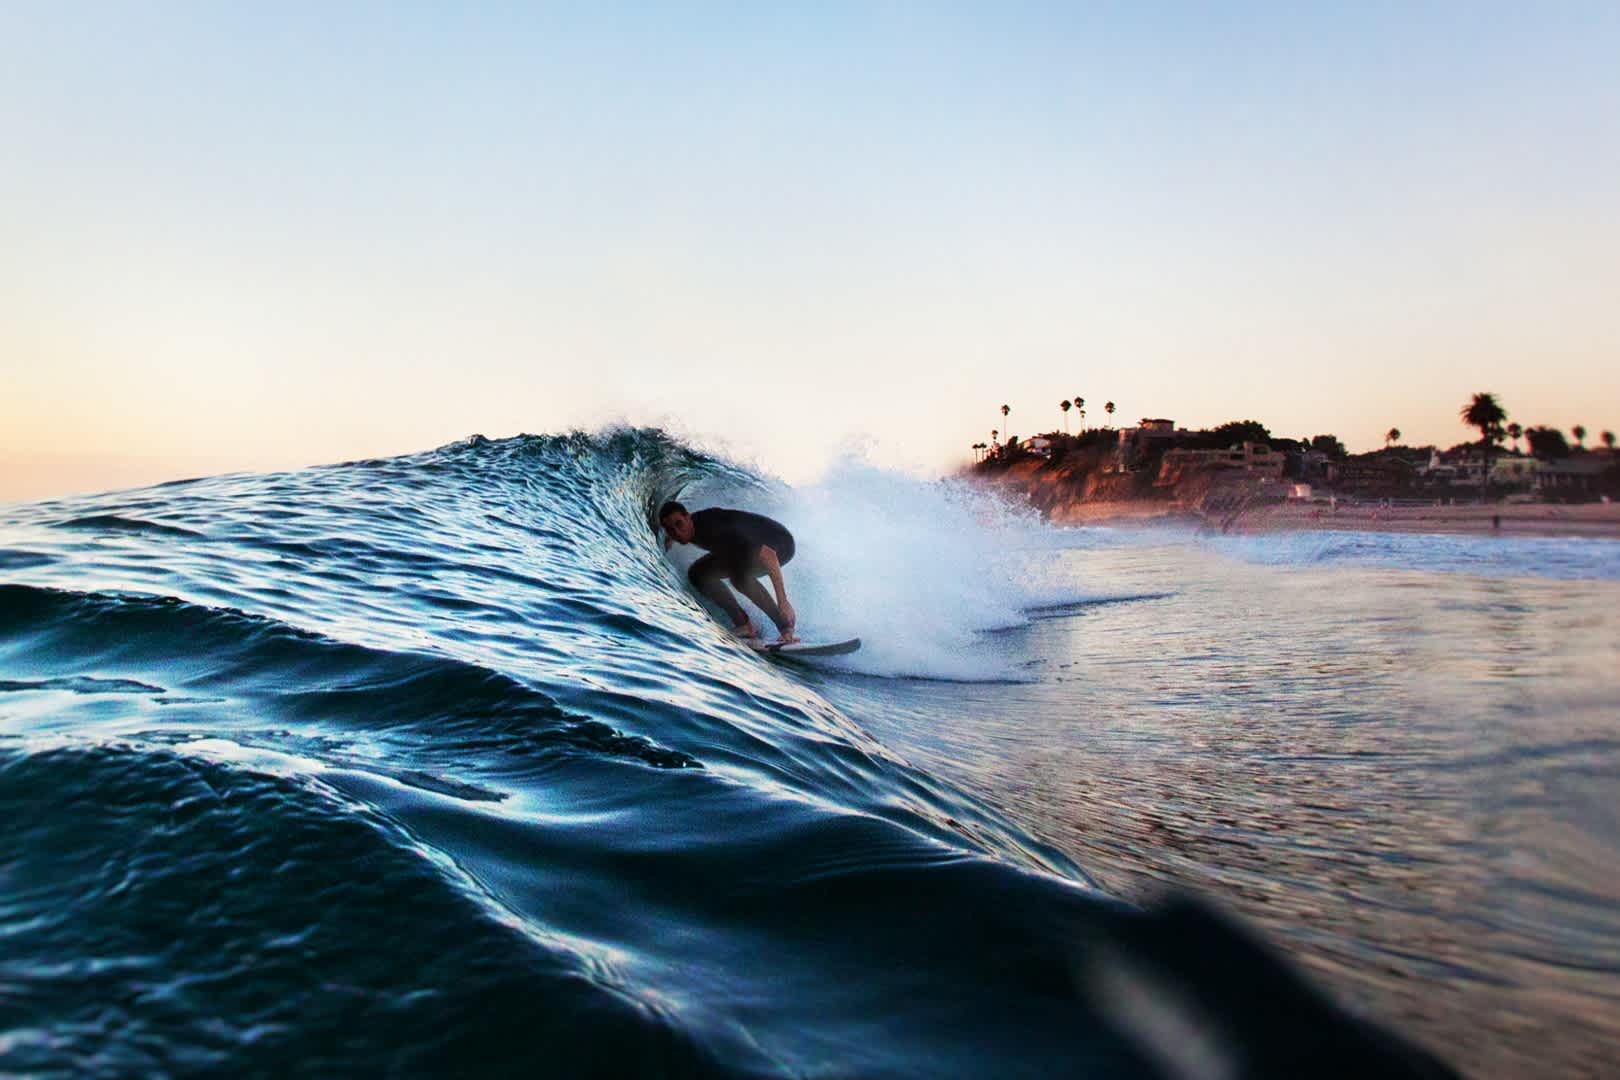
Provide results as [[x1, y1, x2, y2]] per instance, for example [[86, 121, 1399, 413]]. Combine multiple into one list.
[[778, 600, 796, 632]]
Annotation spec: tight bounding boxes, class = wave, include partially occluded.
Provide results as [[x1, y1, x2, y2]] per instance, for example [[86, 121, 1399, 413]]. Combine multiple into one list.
[[1220, 528, 1620, 580], [0, 428, 1458, 1076]]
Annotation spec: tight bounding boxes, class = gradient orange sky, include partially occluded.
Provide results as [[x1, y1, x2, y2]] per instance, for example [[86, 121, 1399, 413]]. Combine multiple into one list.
[[4, 4, 1617, 503]]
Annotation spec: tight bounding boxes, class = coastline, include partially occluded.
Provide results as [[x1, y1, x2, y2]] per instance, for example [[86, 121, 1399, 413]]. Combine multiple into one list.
[[1045, 496, 1620, 540]]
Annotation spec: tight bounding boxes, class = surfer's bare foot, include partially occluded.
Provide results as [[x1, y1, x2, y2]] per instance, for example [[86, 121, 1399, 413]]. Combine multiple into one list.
[[731, 620, 757, 640]]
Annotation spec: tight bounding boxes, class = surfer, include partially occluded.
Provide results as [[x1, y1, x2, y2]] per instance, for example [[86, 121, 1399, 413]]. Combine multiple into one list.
[[658, 501, 798, 644]]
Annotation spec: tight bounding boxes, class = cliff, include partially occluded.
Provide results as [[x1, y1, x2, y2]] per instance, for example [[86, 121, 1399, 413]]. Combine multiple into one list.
[[968, 451, 1284, 527]]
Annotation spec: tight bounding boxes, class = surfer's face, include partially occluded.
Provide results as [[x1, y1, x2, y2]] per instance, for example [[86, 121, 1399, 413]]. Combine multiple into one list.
[[661, 511, 694, 544]]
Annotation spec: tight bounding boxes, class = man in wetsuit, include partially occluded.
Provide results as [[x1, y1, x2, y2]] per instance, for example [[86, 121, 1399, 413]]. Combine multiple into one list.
[[658, 500, 798, 644]]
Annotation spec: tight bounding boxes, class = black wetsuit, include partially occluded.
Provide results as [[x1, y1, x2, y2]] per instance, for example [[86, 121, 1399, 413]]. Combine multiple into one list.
[[684, 509, 795, 630], [689, 509, 795, 573]]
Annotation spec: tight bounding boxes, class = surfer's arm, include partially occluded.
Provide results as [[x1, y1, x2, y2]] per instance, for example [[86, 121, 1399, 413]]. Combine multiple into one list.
[[758, 545, 795, 627]]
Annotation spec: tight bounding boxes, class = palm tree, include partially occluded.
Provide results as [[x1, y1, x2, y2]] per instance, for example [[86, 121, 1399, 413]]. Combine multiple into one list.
[[1060, 399, 1072, 432], [991, 429, 999, 446], [1507, 422, 1523, 453], [1461, 392, 1506, 442], [1461, 392, 1508, 491], [1385, 427, 1401, 448], [1105, 401, 1116, 423], [1604, 430, 1616, 451], [1572, 424, 1587, 449]]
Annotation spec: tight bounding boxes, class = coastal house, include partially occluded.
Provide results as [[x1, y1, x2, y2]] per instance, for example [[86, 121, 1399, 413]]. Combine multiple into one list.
[[1159, 442, 1286, 480], [1535, 457, 1608, 500], [1116, 418, 1186, 470], [1420, 448, 1489, 489], [1328, 454, 1415, 495], [1290, 448, 1334, 483], [1489, 456, 1539, 490]]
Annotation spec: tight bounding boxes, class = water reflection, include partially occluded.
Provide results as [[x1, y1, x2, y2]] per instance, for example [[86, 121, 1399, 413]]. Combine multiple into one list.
[[817, 543, 1620, 1078]]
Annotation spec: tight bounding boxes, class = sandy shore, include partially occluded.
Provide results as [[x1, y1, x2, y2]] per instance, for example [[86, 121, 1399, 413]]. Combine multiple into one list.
[[1050, 498, 1620, 539]]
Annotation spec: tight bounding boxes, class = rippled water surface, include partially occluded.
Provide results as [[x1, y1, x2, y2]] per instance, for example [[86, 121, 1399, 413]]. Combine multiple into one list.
[[814, 536, 1620, 1078], [2, 431, 1612, 1077]]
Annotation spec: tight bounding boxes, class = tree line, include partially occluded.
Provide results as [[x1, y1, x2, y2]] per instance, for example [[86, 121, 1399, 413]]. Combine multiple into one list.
[[972, 391, 1613, 464], [1459, 391, 1612, 456]]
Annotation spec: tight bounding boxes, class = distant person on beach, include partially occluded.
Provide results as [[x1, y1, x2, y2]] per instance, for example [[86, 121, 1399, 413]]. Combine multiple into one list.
[[659, 501, 798, 644]]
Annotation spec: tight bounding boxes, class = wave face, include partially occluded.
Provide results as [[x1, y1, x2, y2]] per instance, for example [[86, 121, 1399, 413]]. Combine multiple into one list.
[[0, 431, 1155, 1076]]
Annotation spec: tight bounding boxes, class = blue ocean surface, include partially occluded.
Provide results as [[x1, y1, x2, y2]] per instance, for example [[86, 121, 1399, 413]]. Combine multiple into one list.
[[2, 431, 1614, 1076]]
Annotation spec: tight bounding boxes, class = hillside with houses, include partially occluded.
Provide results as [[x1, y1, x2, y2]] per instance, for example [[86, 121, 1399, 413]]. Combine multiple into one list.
[[967, 398, 1618, 527]]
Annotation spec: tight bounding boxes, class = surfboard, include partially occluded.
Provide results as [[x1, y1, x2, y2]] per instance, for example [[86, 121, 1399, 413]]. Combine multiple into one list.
[[748, 637, 862, 659]]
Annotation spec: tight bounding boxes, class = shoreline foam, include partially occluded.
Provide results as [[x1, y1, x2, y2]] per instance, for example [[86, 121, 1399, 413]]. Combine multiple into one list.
[[965, 466, 1620, 539], [1050, 498, 1620, 539]]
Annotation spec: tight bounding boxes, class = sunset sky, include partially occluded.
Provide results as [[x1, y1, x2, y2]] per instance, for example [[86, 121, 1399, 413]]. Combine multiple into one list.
[[4, 2, 1618, 502]]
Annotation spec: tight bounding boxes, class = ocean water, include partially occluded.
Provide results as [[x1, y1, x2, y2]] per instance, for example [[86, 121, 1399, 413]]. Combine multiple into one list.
[[1, 430, 1612, 1077]]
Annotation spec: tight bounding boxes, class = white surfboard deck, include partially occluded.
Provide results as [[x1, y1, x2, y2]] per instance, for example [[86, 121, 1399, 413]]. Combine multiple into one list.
[[748, 637, 862, 659]]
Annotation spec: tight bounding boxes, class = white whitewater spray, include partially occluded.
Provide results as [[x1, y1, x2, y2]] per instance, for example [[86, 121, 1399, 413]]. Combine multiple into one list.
[[675, 454, 1109, 680]]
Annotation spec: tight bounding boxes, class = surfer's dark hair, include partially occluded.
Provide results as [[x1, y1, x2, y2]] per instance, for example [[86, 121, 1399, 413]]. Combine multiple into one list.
[[657, 500, 687, 521]]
